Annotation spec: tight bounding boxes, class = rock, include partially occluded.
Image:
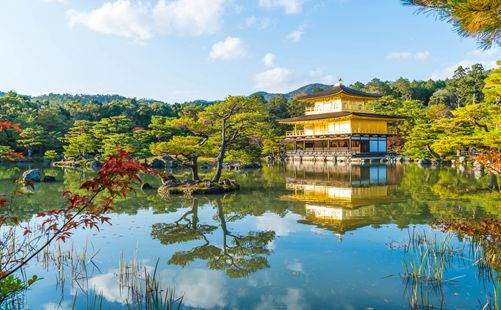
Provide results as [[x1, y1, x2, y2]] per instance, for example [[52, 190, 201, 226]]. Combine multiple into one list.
[[418, 158, 432, 165], [158, 179, 240, 197], [158, 185, 182, 197], [42, 175, 56, 182], [22, 169, 41, 182], [89, 160, 102, 170], [161, 175, 180, 187], [141, 183, 155, 191], [473, 161, 484, 171], [242, 162, 263, 169], [149, 158, 165, 168], [221, 179, 240, 191], [458, 156, 467, 164], [473, 169, 484, 179], [161, 155, 181, 168]]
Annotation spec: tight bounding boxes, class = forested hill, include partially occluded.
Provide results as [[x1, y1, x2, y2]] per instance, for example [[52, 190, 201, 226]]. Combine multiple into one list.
[[0, 63, 489, 106], [0, 83, 332, 105], [33, 93, 130, 105], [251, 83, 331, 100]]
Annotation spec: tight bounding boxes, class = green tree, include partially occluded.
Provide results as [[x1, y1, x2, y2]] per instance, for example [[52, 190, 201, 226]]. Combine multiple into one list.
[[199, 96, 268, 182], [483, 60, 501, 104], [43, 150, 58, 160], [18, 126, 45, 158], [446, 64, 488, 107], [151, 136, 212, 181], [62, 120, 98, 159]]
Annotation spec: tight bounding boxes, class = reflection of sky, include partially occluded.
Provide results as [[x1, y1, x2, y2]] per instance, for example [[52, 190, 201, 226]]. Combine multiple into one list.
[[23, 207, 496, 310], [87, 268, 227, 309]]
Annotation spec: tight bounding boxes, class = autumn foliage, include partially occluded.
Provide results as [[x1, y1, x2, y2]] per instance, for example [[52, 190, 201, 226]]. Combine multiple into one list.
[[0, 147, 154, 289]]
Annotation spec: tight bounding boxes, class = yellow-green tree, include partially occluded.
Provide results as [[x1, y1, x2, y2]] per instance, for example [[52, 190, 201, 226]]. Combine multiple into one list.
[[483, 60, 501, 104]]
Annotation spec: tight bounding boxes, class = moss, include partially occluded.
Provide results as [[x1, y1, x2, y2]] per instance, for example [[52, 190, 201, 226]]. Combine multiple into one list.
[[158, 180, 240, 198]]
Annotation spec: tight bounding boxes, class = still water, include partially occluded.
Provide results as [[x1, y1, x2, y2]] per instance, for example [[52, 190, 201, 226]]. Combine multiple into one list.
[[1, 163, 499, 309]]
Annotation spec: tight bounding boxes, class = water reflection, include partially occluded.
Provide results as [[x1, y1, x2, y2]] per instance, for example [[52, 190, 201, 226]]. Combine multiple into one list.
[[282, 162, 404, 236], [0, 163, 499, 309], [151, 199, 275, 278]]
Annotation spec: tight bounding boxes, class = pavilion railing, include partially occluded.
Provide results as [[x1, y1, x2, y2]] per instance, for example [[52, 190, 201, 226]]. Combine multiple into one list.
[[285, 128, 398, 136]]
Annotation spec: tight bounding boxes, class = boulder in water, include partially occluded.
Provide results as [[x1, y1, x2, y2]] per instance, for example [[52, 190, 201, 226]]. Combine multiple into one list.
[[22, 169, 41, 182], [418, 158, 432, 165], [149, 158, 165, 168], [89, 160, 102, 170], [42, 175, 56, 182], [141, 182, 156, 191]]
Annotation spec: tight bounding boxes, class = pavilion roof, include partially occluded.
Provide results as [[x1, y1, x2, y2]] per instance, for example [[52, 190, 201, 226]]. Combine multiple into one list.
[[296, 85, 382, 101], [277, 111, 407, 123]]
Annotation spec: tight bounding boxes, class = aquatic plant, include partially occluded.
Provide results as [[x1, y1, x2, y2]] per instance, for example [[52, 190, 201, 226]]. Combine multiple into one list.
[[117, 254, 183, 310], [433, 217, 501, 271], [401, 228, 461, 283]]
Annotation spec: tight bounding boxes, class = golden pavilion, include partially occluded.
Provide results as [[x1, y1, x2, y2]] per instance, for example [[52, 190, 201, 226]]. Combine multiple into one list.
[[278, 82, 405, 161]]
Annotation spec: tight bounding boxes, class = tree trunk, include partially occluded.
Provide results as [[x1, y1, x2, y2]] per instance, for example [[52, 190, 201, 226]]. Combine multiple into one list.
[[488, 171, 499, 192], [212, 120, 227, 183], [215, 199, 228, 249], [425, 144, 441, 161], [190, 156, 200, 181]]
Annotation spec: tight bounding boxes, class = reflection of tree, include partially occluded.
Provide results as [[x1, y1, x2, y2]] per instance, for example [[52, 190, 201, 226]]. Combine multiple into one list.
[[151, 199, 275, 278], [151, 199, 217, 245]]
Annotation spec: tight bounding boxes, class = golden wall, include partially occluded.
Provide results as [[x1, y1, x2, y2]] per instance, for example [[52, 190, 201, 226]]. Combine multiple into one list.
[[301, 118, 388, 135]]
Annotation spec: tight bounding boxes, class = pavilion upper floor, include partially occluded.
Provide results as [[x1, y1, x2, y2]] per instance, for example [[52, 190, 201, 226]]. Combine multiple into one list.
[[278, 112, 404, 137]]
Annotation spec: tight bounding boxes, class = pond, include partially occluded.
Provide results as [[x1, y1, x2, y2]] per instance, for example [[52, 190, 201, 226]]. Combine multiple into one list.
[[0, 162, 499, 309]]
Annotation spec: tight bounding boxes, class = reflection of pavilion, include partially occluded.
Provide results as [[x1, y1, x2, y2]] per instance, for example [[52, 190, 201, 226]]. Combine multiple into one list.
[[282, 162, 402, 236]]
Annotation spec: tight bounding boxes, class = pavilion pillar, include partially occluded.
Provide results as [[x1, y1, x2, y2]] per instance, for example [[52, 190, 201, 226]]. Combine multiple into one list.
[[349, 136, 352, 154]]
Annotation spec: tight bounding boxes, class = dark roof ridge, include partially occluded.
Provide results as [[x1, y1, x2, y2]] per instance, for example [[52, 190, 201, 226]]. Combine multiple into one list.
[[297, 85, 382, 100]]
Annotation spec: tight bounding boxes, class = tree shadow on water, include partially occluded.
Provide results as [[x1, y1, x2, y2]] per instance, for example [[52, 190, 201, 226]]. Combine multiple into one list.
[[151, 198, 275, 278]]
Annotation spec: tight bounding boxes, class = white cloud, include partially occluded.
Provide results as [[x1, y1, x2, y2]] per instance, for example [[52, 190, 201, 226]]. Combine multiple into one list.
[[256, 288, 308, 310], [309, 68, 337, 84], [386, 50, 430, 61], [43, 0, 67, 4], [255, 212, 302, 236], [67, 1, 152, 41], [43, 302, 71, 310], [259, 0, 304, 15], [66, 0, 226, 40], [286, 261, 303, 272], [287, 30, 303, 42], [255, 67, 296, 93], [153, 0, 225, 36], [255, 66, 337, 93], [431, 48, 501, 80], [415, 51, 431, 60], [209, 36, 247, 60], [245, 15, 272, 29], [263, 53, 276, 67]]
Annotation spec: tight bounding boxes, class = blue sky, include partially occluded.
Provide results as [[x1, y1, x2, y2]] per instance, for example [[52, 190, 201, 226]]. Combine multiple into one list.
[[0, 0, 499, 102]]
